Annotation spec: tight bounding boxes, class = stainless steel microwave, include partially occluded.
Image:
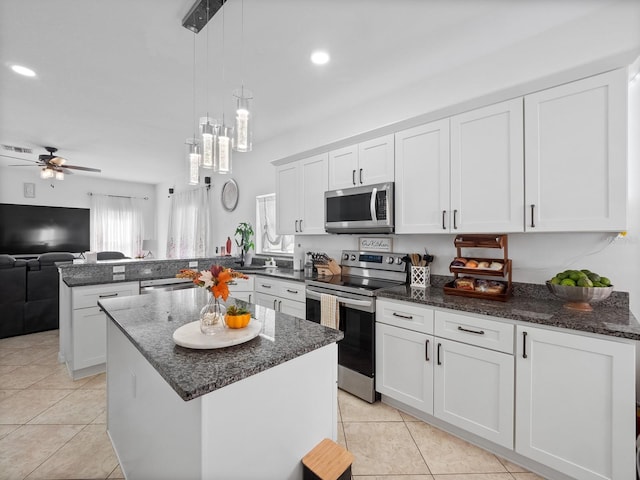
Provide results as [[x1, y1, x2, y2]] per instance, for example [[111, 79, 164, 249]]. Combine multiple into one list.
[[324, 182, 394, 233]]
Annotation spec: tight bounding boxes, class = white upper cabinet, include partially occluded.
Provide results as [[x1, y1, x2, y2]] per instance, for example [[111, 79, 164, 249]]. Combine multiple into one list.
[[524, 68, 627, 232], [328, 134, 394, 189], [276, 153, 328, 235], [450, 98, 524, 233], [396, 99, 524, 233], [395, 119, 450, 234]]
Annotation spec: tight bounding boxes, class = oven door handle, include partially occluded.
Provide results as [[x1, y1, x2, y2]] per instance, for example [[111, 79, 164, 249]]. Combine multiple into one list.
[[305, 288, 373, 308], [370, 187, 378, 221]]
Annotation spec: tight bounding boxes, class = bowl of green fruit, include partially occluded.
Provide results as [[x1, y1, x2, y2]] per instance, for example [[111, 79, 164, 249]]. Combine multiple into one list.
[[546, 269, 613, 311]]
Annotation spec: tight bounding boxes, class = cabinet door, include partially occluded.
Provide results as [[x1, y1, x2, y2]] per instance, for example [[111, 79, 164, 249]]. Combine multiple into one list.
[[299, 153, 328, 234], [450, 98, 524, 233], [73, 306, 107, 370], [254, 291, 279, 311], [275, 163, 299, 235], [358, 134, 394, 186], [524, 69, 627, 232], [515, 326, 635, 480], [376, 322, 433, 413], [434, 338, 514, 448], [279, 299, 306, 319], [395, 120, 450, 233], [328, 144, 359, 190]]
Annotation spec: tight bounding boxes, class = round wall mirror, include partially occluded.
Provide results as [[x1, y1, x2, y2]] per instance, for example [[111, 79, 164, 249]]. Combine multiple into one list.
[[221, 179, 239, 212]]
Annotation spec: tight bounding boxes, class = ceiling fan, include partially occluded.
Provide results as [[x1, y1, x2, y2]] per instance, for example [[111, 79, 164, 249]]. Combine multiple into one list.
[[1, 146, 101, 180]]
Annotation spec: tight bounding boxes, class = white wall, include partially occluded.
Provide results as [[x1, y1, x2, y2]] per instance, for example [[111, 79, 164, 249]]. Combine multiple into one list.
[[0, 166, 157, 251]]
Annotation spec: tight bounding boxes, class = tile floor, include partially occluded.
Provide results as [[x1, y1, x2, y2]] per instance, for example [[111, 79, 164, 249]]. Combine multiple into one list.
[[1, 330, 545, 480]]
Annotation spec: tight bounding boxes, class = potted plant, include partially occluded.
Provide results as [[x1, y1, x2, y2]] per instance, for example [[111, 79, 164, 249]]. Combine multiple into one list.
[[224, 304, 252, 329], [235, 222, 255, 267]]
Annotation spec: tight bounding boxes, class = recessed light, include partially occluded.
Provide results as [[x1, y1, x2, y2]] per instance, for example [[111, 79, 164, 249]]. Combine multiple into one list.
[[310, 50, 330, 65], [10, 64, 36, 77]]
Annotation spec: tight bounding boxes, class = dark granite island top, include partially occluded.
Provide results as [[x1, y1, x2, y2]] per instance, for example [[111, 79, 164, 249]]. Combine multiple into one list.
[[99, 287, 343, 401], [377, 282, 640, 341]]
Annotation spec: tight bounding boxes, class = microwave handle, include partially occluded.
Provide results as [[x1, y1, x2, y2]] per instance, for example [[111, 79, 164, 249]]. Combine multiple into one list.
[[370, 187, 378, 221]]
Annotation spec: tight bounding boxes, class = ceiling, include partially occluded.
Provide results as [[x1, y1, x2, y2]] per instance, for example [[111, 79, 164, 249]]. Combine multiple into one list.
[[0, 0, 633, 184]]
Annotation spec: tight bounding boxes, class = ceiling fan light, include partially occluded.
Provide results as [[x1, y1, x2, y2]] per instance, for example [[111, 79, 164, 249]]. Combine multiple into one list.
[[55, 171, 64, 181], [40, 167, 53, 179]]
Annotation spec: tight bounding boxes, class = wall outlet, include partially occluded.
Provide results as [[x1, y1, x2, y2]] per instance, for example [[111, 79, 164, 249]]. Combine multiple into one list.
[[113, 265, 125, 273], [189, 261, 198, 268]]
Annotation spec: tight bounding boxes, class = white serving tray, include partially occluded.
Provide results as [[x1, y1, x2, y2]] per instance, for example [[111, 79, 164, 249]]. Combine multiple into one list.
[[172, 319, 262, 349]]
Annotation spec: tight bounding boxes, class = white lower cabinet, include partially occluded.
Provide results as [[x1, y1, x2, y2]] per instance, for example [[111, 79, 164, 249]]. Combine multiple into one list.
[[254, 277, 306, 319], [433, 337, 514, 448], [376, 322, 434, 413], [515, 325, 635, 480], [227, 275, 254, 303]]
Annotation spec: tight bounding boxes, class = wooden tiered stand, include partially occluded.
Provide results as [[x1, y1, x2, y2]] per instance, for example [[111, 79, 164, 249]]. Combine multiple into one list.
[[443, 234, 512, 301]]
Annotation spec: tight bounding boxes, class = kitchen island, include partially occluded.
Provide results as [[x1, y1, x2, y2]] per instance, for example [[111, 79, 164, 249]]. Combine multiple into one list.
[[99, 287, 343, 480]]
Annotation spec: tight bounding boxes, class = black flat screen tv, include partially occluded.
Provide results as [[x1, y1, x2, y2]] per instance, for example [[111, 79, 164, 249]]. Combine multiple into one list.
[[0, 203, 90, 255]]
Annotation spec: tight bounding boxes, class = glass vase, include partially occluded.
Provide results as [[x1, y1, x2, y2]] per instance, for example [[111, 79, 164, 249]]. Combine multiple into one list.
[[200, 295, 226, 335]]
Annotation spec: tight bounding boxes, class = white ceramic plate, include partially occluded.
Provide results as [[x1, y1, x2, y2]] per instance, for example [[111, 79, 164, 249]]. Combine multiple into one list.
[[172, 319, 262, 349]]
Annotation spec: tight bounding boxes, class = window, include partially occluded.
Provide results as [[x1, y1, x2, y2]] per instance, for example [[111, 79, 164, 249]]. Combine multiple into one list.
[[90, 194, 145, 257], [255, 194, 293, 255]]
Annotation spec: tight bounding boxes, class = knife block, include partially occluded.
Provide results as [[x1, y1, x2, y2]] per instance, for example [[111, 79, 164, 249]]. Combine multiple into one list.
[[314, 258, 342, 277]]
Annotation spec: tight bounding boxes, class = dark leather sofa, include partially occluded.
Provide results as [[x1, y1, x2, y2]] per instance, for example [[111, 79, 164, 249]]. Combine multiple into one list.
[[0, 255, 28, 338], [0, 252, 74, 338]]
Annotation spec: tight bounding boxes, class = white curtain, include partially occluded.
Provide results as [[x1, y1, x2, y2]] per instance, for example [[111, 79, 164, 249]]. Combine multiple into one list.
[[166, 188, 212, 258], [90, 195, 145, 257], [256, 194, 293, 254]]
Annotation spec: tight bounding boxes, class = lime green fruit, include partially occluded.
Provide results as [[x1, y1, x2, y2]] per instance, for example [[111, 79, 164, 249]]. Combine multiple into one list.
[[556, 272, 569, 280], [569, 271, 585, 281], [550, 277, 561, 285], [580, 269, 592, 275], [561, 278, 576, 286], [587, 273, 601, 283], [577, 277, 594, 287], [600, 277, 612, 287], [592, 282, 604, 287]]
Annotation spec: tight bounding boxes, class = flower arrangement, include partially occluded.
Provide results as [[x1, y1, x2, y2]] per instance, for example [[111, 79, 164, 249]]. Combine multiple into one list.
[[176, 265, 248, 301]]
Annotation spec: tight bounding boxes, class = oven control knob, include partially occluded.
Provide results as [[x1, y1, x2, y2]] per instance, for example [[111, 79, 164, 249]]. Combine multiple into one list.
[[386, 257, 394, 264], [350, 254, 356, 261], [396, 257, 403, 265], [342, 253, 349, 261]]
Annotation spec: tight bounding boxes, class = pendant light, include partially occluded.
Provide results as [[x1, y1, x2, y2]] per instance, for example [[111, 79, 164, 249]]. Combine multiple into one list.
[[233, 0, 252, 153], [214, 1, 232, 174], [200, 0, 217, 172], [187, 31, 201, 185]]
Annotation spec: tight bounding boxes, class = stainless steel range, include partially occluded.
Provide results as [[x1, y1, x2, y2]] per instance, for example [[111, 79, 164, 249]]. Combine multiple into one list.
[[305, 250, 407, 403]]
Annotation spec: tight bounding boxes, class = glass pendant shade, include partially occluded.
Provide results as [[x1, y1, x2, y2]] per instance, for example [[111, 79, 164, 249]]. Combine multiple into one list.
[[199, 117, 216, 169], [54, 171, 64, 181], [186, 138, 201, 185], [233, 88, 252, 152], [215, 124, 232, 174]]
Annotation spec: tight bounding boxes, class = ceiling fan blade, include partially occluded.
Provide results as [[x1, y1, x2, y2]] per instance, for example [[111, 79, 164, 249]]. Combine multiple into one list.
[[62, 164, 101, 172], [0, 154, 40, 163], [8, 164, 38, 167], [59, 168, 74, 175]]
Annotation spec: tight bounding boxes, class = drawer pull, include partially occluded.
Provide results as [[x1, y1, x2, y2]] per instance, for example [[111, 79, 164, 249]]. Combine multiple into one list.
[[530, 204, 535, 228], [286, 289, 299, 294], [98, 293, 119, 298], [261, 284, 272, 289], [522, 331, 528, 359], [273, 299, 277, 310], [457, 326, 485, 335], [425, 339, 430, 362], [437, 342, 442, 365], [392, 312, 413, 320], [442, 210, 446, 230]]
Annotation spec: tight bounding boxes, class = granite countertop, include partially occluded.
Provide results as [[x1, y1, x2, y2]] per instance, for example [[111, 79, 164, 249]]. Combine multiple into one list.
[[58, 257, 310, 287], [98, 288, 342, 401], [377, 281, 640, 341]]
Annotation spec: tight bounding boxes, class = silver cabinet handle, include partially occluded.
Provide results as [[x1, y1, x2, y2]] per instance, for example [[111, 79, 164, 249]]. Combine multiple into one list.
[[294, 220, 299, 232], [437, 343, 442, 365], [299, 219, 303, 232], [392, 312, 413, 320], [248, 294, 252, 303], [261, 284, 272, 289], [425, 339, 430, 362], [442, 210, 446, 230], [278, 300, 282, 311], [523, 331, 528, 359], [352, 170, 356, 185], [273, 299, 277, 310], [99, 293, 118, 298], [359, 168, 363, 184], [453, 209, 458, 229], [286, 289, 298, 294]]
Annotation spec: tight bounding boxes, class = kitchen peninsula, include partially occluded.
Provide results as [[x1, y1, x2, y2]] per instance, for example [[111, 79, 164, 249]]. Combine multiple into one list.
[[99, 287, 342, 480]]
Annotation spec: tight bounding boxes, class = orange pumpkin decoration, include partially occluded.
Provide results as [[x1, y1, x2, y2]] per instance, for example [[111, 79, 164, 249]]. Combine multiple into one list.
[[225, 313, 251, 329]]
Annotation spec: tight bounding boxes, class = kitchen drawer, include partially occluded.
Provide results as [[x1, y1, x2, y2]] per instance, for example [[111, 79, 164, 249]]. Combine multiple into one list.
[[277, 282, 305, 303], [377, 299, 434, 334], [72, 282, 139, 310], [228, 275, 254, 292], [255, 278, 278, 295], [435, 310, 514, 354]]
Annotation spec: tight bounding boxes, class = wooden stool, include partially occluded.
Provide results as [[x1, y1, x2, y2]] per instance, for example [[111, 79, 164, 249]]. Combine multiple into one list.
[[302, 438, 353, 480]]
